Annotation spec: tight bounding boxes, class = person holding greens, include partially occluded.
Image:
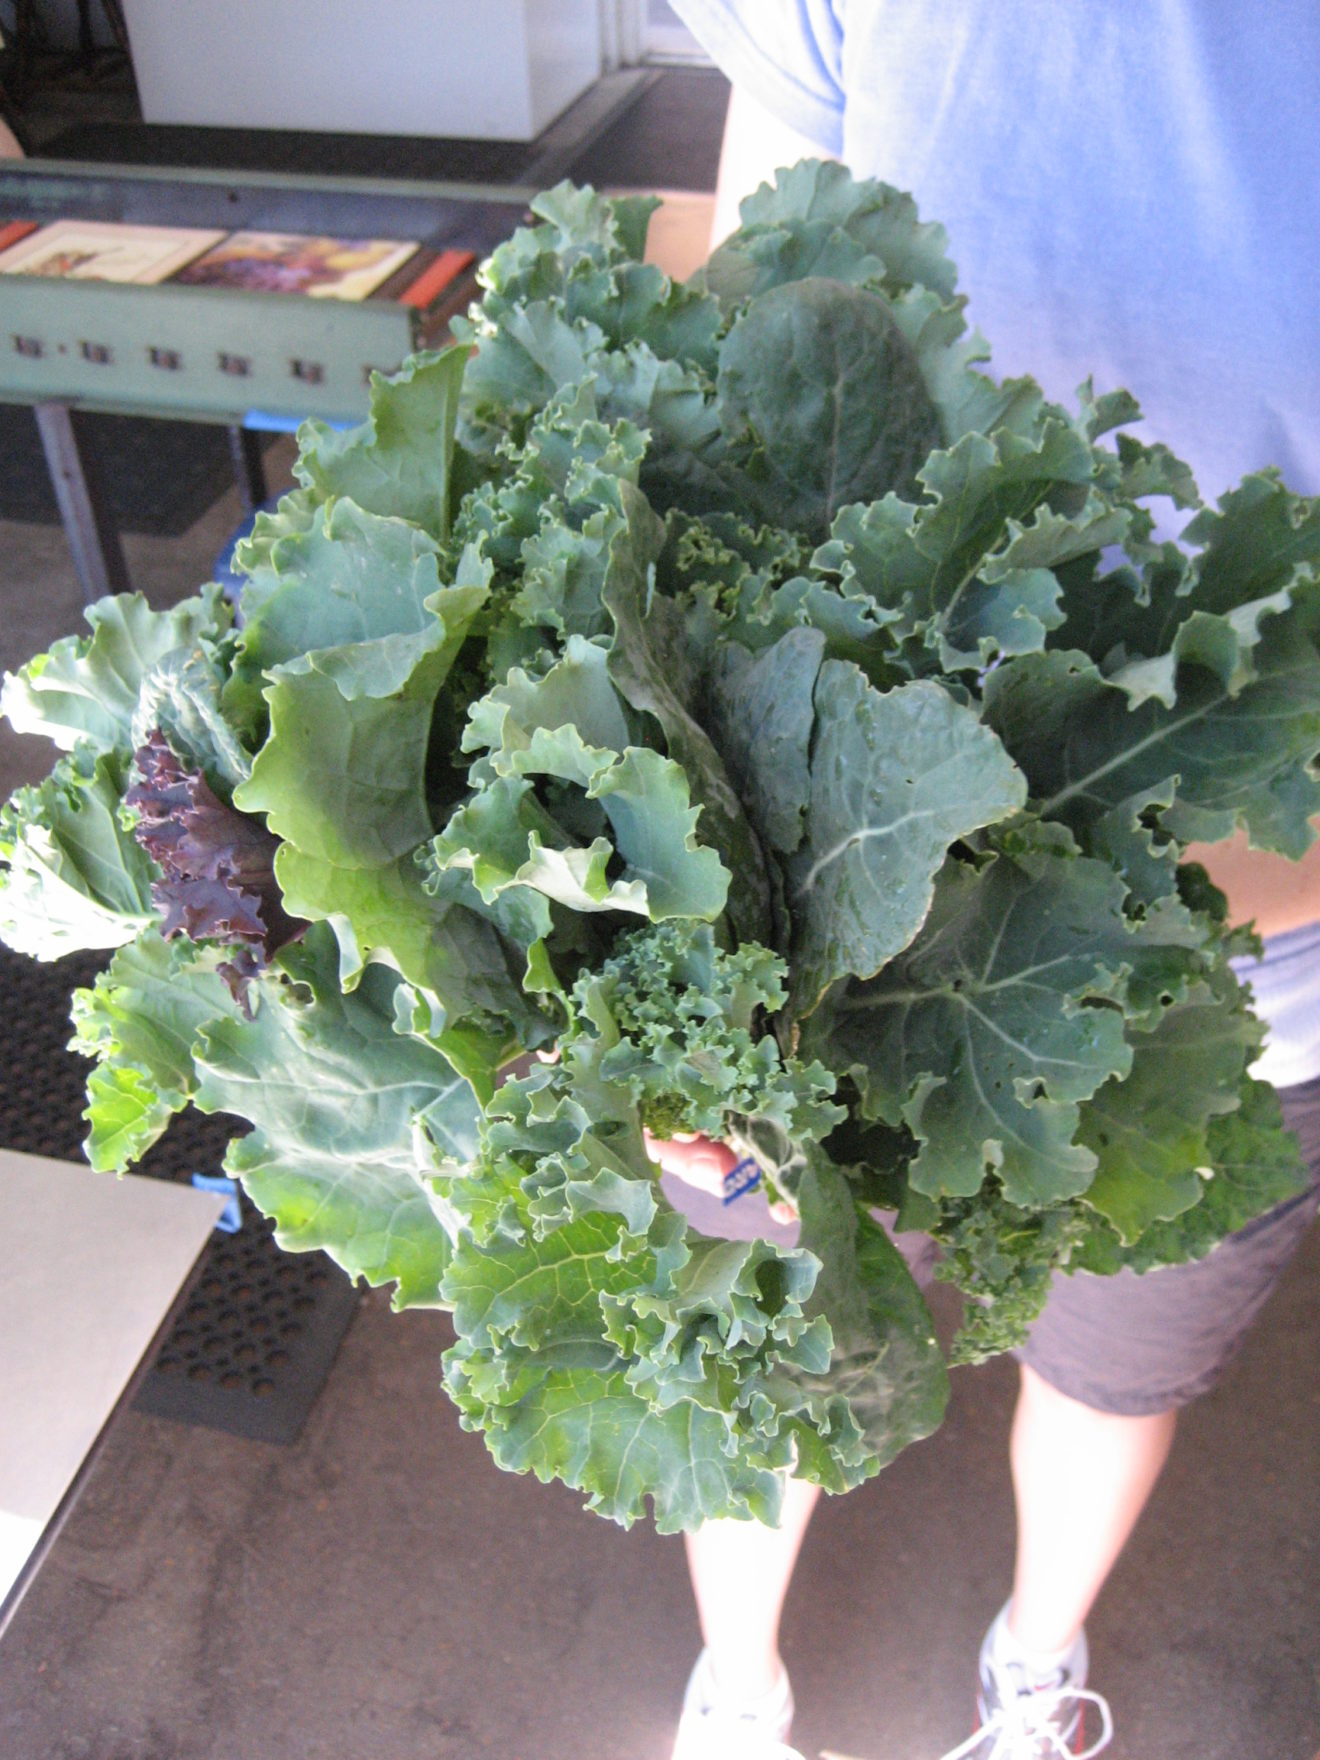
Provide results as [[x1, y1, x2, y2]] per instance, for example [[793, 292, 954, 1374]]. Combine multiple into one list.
[[656, 5, 1320, 1755]]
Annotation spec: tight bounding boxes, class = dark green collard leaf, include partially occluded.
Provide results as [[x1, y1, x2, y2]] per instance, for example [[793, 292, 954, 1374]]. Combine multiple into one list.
[[710, 628, 825, 855], [1050, 548, 1180, 675], [296, 347, 469, 540], [69, 931, 242, 1172], [1075, 1079, 1309, 1275], [706, 220, 890, 312], [805, 842, 1208, 1206], [717, 278, 943, 538], [885, 288, 1042, 454], [602, 489, 773, 942], [0, 747, 156, 958], [1085, 782, 1183, 910], [985, 607, 1320, 856], [909, 431, 1122, 640], [1077, 958, 1263, 1241], [2, 589, 230, 757], [235, 579, 488, 868], [787, 663, 1027, 1014], [938, 567, 1067, 669], [1185, 472, 1320, 618], [1099, 476, 1320, 709], [192, 929, 474, 1306]]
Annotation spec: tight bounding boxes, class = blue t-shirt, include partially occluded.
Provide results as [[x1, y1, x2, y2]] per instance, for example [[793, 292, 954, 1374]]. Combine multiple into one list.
[[671, 1, 1320, 510]]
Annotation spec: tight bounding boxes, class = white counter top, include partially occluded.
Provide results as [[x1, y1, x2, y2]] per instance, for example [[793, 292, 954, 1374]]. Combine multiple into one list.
[[0, 1147, 225, 1630]]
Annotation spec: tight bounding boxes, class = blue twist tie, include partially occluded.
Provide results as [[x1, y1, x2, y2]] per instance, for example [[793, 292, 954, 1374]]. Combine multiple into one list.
[[721, 1156, 762, 1206], [191, 1173, 242, 1234]]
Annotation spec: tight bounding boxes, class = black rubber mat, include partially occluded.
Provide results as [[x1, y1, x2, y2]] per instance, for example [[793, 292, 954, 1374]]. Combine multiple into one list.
[[0, 404, 279, 537], [134, 1191, 361, 1445], [0, 939, 358, 1443]]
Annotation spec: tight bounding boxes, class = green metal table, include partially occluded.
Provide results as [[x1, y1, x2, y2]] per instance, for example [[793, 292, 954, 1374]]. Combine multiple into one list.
[[0, 158, 529, 598]]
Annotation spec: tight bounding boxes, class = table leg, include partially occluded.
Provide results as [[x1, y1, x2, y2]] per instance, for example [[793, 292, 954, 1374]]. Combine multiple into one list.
[[33, 402, 131, 603], [228, 425, 268, 516]]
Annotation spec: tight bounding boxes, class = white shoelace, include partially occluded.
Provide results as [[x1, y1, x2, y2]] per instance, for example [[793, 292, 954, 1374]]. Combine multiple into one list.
[[938, 1682, 1114, 1760]]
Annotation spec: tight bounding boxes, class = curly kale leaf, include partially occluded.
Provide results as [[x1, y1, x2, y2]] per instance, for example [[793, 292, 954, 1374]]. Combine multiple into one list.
[[578, 921, 843, 1146], [432, 950, 942, 1530], [69, 930, 245, 1171], [928, 1186, 1090, 1364]]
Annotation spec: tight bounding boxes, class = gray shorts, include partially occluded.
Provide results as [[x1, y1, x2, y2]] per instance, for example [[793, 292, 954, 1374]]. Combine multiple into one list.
[[1013, 1076, 1320, 1415]]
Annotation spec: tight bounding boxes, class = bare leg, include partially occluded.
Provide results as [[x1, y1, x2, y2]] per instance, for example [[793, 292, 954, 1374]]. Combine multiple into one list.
[[1008, 1362, 1177, 1655], [683, 1475, 822, 1701]]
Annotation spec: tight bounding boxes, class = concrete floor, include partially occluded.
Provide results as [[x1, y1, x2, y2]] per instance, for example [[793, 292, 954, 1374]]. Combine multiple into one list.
[[0, 418, 1317, 1760]]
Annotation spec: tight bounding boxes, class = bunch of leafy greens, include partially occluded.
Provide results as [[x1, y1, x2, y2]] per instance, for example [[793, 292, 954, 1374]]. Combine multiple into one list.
[[3, 165, 1317, 1528]]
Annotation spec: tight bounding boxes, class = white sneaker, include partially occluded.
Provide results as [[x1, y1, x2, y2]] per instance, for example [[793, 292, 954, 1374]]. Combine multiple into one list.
[[671, 1649, 804, 1760], [938, 1610, 1113, 1758]]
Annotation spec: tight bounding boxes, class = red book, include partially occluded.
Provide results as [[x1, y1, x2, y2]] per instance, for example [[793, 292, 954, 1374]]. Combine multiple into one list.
[[0, 220, 38, 254], [398, 248, 476, 310]]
